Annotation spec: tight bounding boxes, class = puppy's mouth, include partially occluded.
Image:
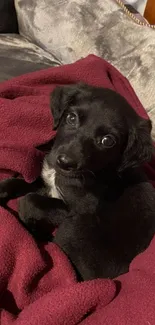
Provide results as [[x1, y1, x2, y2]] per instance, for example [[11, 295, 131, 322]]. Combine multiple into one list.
[[42, 158, 82, 182], [55, 167, 83, 179], [43, 161, 96, 184]]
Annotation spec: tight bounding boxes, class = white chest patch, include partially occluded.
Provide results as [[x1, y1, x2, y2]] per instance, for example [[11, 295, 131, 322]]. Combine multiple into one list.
[[41, 161, 61, 199]]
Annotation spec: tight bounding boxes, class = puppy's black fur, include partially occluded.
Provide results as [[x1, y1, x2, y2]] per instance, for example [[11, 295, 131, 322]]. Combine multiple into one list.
[[1, 83, 155, 280]]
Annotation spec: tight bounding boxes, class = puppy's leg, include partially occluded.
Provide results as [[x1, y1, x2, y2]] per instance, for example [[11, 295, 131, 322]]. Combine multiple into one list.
[[18, 193, 68, 241], [0, 177, 43, 206]]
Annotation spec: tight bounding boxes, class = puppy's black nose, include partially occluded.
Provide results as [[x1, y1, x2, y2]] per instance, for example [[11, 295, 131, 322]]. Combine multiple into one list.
[[57, 154, 77, 170]]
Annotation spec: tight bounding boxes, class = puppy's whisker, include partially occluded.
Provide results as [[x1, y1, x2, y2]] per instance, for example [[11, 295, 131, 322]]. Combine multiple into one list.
[[84, 169, 96, 179], [81, 174, 86, 185], [57, 186, 65, 202]]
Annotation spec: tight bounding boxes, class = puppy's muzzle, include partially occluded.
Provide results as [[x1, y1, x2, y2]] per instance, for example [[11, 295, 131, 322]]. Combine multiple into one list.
[[56, 154, 78, 171]]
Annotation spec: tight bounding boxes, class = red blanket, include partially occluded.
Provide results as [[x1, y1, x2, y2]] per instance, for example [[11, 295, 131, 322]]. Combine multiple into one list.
[[0, 55, 155, 325]]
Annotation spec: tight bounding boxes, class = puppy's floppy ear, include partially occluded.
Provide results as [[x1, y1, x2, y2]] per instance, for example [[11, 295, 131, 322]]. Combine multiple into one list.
[[36, 137, 55, 153], [119, 117, 153, 172], [50, 83, 87, 130], [50, 86, 66, 130]]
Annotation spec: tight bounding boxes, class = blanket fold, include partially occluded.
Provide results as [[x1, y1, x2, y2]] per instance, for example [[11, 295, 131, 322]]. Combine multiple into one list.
[[0, 54, 155, 325]]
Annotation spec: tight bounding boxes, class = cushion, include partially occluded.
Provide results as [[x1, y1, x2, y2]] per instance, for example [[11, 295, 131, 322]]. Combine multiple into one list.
[[0, 34, 60, 82], [15, 0, 155, 140], [0, 0, 18, 33]]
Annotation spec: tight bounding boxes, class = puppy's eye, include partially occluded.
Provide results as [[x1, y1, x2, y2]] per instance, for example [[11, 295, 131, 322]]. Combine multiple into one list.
[[66, 112, 78, 126], [97, 135, 116, 148]]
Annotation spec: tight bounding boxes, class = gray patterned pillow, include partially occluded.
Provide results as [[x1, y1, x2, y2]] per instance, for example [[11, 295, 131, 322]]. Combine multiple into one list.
[[15, 0, 155, 139], [0, 34, 60, 82], [15, 0, 119, 64]]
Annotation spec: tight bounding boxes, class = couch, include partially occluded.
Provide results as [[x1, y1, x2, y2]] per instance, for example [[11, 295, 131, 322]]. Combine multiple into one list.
[[1, 0, 155, 139]]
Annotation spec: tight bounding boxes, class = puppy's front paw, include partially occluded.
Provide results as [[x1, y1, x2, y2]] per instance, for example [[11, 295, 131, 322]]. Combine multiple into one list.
[[18, 195, 31, 222], [18, 194, 53, 241], [0, 180, 10, 206]]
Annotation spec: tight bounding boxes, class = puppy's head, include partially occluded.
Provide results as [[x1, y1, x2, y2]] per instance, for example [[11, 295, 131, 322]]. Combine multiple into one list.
[[46, 83, 152, 176]]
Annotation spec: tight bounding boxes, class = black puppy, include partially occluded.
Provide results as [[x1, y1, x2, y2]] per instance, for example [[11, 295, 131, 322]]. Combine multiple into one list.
[[0, 83, 155, 280]]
